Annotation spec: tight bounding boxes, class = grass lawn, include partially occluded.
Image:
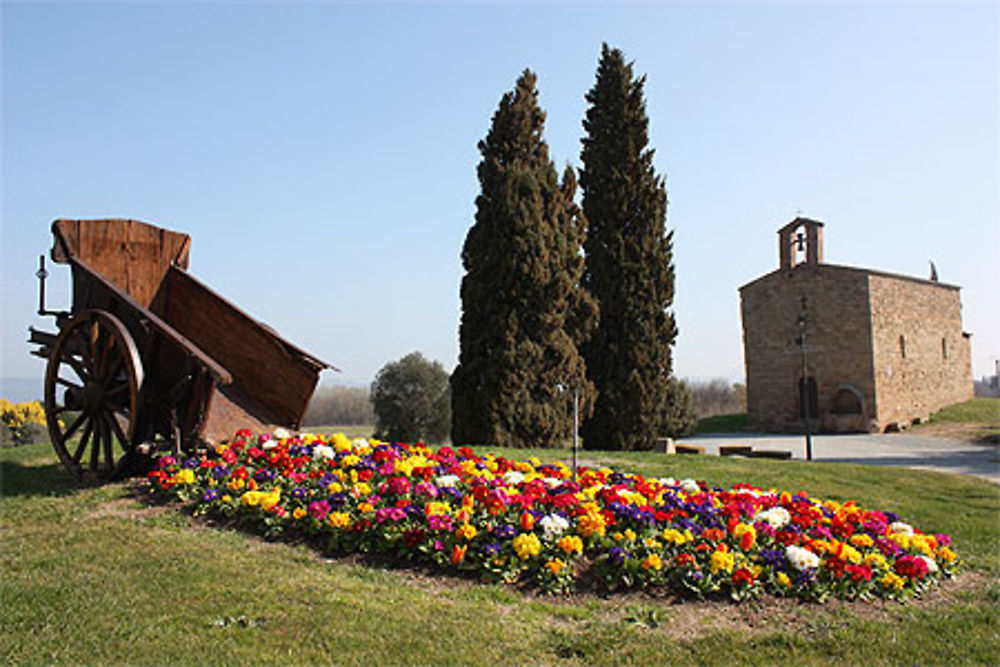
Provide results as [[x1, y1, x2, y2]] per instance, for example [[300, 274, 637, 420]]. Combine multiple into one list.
[[2, 441, 998, 665], [917, 397, 1000, 443]]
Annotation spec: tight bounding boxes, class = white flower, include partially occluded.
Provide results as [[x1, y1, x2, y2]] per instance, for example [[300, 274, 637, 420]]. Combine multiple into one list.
[[658, 477, 677, 488], [435, 474, 461, 488], [272, 427, 291, 441], [312, 444, 335, 461], [538, 513, 570, 540], [680, 479, 700, 495], [890, 521, 914, 536], [544, 477, 563, 489], [352, 438, 370, 449], [786, 545, 821, 571], [753, 507, 791, 529], [503, 471, 526, 485], [262, 439, 279, 450], [918, 555, 939, 574]]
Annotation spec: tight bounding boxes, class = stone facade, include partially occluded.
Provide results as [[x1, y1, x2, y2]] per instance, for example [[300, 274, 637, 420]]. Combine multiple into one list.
[[740, 218, 972, 433]]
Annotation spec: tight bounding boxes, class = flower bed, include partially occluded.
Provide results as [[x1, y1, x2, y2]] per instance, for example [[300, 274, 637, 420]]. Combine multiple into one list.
[[148, 430, 957, 600]]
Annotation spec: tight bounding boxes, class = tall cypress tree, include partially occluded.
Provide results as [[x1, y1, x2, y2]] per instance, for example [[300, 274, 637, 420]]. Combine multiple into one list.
[[451, 70, 595, 448], [579, 44, 678, 451]]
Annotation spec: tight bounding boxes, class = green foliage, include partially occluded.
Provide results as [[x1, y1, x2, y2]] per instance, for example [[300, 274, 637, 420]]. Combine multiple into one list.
[[579, 44, 678, 451], [451, 70, 596, 448], [661, 377, 697, 437], [371, 352, 450, 444]]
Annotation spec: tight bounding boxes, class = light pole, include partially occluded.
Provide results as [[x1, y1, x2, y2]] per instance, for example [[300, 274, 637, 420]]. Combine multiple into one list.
[[796, 295, 813, 462], [558, 383, 580, 482]]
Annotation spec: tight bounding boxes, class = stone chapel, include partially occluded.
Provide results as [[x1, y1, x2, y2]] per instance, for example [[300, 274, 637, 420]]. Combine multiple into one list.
[[739, 217, 973, 433]]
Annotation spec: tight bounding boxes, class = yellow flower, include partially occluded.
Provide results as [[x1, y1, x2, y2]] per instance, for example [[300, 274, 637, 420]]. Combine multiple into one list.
[[710, 549, 735, 574], [352, 482, 371, 498], [228, 478, 245, 491], [850, 534, 874, 548], [171, 469, 195, 485], [327, 512, 351, 528], [425, 502, 450, 517], [662, 528, 691, 545], [558, 535, 583, 556], [357, 503, 374, 514], [327, 482, 343, 494], [221, 494, 232, 504], [624, 529, 636, 542], [777, 572, 792, 587], [241, 491, 263, 507], [881, 572, 905, 591], [456, 523, 478, 541], [864, 552, 889, 570], [642, 554, 663, 571], [331, 433, 352, 452], [293, 507, 307, 520], [890, 533, 911, 550], [513, 533, 541, 560], [260, 489, 281, 511], [937, 547, 957, 564]]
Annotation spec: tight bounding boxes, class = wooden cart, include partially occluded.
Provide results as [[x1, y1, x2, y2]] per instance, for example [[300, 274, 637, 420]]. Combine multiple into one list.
[[29, 219, 334, 481]]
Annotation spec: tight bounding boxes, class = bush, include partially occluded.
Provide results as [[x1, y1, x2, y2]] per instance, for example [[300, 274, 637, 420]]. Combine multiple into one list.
[[371, 352, 451, 444], [0, 399, 48, 446]]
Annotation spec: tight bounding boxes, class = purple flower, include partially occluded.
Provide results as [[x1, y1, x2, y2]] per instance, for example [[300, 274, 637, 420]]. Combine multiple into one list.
[[203, 489, 220, 502], [608, 547, 629, 567]]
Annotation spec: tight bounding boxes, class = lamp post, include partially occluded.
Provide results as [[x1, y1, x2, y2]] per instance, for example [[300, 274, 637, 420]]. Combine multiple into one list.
[[796, 296, 813, 462], [557, 383, 580, 482]]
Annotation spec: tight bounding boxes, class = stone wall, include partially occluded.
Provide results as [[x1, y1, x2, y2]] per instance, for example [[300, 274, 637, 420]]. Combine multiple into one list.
[[741, 264, 876, 432], [868, 272, 973, 428]]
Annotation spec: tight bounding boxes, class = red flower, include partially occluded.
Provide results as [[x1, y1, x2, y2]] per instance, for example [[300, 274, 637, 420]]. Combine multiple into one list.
[[732, 568, 755, 587]]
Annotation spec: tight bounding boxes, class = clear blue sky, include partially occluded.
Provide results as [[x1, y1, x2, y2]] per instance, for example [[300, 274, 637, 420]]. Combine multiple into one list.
[[2, 1, 998, 399]]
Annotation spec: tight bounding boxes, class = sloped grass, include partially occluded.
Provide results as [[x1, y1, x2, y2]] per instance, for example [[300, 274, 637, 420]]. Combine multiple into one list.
[[923, 398, 1000, 443], [2, 442, 998, 665], [695, 413, 748, 433]]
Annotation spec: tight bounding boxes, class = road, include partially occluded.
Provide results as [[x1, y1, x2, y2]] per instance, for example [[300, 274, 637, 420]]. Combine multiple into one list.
[[677, 432, 1000, 485]]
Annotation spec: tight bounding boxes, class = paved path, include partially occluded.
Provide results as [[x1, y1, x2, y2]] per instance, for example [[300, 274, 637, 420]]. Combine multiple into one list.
[[676, 432, 1000, 485]]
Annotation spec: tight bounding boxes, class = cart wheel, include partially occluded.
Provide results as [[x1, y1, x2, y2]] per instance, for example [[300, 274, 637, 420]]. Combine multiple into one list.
[[44, 310, 144, 481]]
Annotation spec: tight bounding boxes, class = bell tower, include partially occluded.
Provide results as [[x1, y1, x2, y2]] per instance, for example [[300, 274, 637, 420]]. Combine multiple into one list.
[[778, 217, 824, 270]]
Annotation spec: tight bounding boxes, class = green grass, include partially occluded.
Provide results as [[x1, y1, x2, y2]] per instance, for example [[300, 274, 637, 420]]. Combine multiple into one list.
[[695, 413, 748, 433], [3, 442, 998, 665], [916, 397, 1000, 443], [928, 398, 1000, 425]]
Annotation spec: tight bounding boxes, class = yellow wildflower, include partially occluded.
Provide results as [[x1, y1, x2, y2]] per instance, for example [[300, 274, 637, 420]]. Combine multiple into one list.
[[710, 549, 735, 574], [642, 554, 663, 571], [456, 523, 477, 541], [327, 512, 351, 528]]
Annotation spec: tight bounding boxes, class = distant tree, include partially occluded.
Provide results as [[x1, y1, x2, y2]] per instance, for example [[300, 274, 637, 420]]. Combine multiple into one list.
[[451, 70, 596, 448], [661, 377, 697, 437], [579, 44, 678, 451], [371, 352, 450, 444], [303, 385, 375, 426]]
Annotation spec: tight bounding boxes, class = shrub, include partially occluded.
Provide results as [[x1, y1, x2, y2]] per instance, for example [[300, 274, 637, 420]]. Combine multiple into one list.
[[372, 352, 450, 444]]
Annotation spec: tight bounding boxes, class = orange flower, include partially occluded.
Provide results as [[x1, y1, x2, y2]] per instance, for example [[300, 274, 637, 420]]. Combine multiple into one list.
[[451, 544, 467, 565]]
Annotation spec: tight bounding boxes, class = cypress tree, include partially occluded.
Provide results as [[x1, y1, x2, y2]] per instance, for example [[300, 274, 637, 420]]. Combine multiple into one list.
[[579, 44, 678, 451], [451, 70, 595, 448]]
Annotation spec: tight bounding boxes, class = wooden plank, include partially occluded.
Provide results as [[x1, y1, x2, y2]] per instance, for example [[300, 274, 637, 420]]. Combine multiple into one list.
[[68, 256, 231, 384], [153, 267, 328, 428], [51, 219, 191, 307]]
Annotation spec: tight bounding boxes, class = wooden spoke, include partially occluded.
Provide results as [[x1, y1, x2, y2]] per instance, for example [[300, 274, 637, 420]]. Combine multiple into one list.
[[89, 416, 101, 472], [62, 411, 87, 441], [102, 415, 114, 473], [106, 412, 129, 450], [55, 376, 83, 390], [72, 421, 94, 464]]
